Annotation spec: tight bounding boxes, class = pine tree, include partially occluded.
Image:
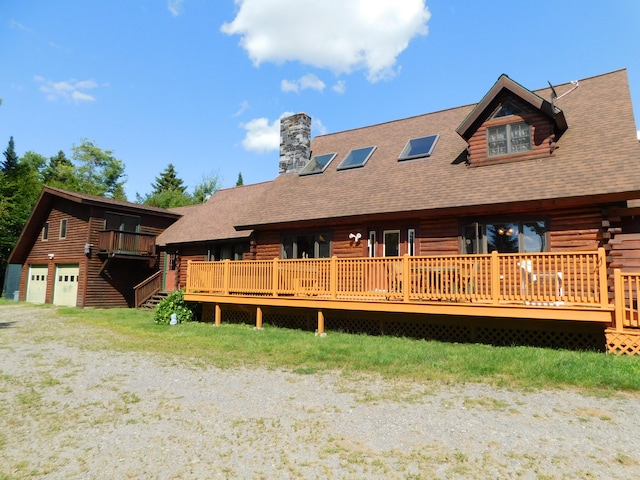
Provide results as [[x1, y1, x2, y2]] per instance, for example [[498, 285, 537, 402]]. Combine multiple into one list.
[[151, 164, 186, 194], [43, 150, 74, 186], [236, 172, 244, 186], [2, 136, 19, 177]]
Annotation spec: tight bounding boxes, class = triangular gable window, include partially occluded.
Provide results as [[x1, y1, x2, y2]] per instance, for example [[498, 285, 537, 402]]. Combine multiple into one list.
[[491, 100, 524, 118]]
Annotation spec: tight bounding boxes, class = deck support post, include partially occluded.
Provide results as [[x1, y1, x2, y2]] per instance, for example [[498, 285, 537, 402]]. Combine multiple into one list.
[[316, 310, 326, 337], [255, 306, 264, 330], [214, 303, 221, 327]]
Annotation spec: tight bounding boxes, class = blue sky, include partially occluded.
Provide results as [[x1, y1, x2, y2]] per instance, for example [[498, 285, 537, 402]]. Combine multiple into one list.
[[2, 1, 639, 200]]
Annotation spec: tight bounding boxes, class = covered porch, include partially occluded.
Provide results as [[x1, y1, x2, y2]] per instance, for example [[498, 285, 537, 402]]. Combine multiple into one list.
[[184, 249, 640, 355]]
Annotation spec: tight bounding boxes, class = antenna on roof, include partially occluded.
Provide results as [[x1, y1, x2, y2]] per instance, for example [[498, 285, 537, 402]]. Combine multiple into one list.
[[548, 80, 579, 111]]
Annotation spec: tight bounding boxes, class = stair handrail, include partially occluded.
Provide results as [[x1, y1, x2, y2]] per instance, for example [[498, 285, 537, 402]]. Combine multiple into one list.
[[134, 271, 163, 308]]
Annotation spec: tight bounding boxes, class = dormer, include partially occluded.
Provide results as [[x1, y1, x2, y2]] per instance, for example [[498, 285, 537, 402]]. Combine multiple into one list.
[[456, 75, 568, 167]]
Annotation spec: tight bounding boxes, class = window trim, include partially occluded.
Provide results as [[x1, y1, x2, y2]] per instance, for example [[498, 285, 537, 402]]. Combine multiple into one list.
[[299, 153, 337, 176], [368, 231, 376, 258], [383, 229, 401, 257], [59, 219, 68, 239], [487, 121, 531, 157], [408, 228, 416, 256], [281, 232, 332, 259], [42, 222, 49, 241], [337, 146, 376, 171], [461, 219, 548, 254], [398, 135, 439, 161]]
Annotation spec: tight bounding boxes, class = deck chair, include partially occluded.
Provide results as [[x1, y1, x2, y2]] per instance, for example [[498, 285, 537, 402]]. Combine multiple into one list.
[[388, 262, 403, 293], [458, 262, 479, 295]]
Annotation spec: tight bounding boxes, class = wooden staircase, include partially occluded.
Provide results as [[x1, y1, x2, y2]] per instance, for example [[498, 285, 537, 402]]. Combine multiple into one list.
[[138, 291, 169, 310]]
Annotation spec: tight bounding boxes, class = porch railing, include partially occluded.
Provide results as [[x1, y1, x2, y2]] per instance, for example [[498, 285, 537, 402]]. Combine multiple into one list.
[[98, 230, 157, 256], [614, 270, 640, 330], [133, 271, 163, 308], [187, 249, 608, 308]]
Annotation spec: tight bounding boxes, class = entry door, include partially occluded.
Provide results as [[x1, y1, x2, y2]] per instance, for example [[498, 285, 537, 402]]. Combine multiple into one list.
[[26, 265, 48, 303], [53, 264, 79, 306]]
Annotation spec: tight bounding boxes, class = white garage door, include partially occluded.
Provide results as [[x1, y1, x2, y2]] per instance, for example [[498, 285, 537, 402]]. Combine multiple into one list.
[[53, 264, 79, 307], [26, 265, 48, 304]]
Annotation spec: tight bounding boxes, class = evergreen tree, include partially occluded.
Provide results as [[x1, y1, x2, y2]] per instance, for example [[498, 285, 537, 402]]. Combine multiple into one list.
[[236, 172, 244, 186], [151, 164, 186, 195], [2, 136, 19, 178], [43, 150, 74, 186]]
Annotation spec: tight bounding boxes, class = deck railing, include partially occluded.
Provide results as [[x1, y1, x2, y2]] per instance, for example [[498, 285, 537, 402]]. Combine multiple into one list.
[[614, 270, 640, 330], [187, 249, 608, 307], [133, 271, 163, 308], [98, 230, 157, 256]]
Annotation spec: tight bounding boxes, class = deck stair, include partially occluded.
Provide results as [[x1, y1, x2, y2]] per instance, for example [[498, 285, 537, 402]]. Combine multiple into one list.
[[138, 291, 169, 310]]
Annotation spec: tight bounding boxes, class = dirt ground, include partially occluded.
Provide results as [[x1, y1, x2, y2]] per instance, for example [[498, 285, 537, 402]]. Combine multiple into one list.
[[1, 303, 640, 479]]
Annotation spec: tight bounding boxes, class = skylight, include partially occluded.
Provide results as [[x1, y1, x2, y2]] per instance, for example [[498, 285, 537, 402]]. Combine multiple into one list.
[[337, 146, 376, 170], [398, 134, 439, 161], [300, 153, 337, 175]]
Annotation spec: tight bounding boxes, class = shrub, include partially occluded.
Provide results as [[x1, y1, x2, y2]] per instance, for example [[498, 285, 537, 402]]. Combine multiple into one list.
[[154, 289, 194, 325]]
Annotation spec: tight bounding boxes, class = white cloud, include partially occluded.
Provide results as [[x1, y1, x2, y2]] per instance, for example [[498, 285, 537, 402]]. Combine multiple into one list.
[[35, 76, 99, 103], [637, 130, 640, 141], [168, 0, 185, 16], [233, 100, 250, 117], [9, 19, 33, 33], [221, 0, 430, 82], [240, 112, 294, 153], [281, 73, 326, 93], [313, 118, 327, 136], [332, 80, 346, 94]]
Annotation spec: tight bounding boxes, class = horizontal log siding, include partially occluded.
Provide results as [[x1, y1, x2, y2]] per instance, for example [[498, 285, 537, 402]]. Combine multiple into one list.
[[548, 209, 603, 251], [176, 245, 207, 290], [467, 106, 554, 167], [332, 225, 367, 258], [609, 234, 640, 272], [418, 218, 459, 256], [255, 231, 281, 260]]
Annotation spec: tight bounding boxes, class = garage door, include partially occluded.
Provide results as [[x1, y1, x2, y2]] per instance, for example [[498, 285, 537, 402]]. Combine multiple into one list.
[[26, 265, 48, 304], [53, 264, 79, 307]]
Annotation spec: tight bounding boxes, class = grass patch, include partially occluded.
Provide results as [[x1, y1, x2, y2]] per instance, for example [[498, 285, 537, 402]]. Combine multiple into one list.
[[17, 305, 640, 393]]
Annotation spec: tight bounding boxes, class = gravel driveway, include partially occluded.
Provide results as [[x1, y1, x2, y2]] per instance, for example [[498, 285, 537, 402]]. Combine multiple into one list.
[[1, 304, 640, 479]]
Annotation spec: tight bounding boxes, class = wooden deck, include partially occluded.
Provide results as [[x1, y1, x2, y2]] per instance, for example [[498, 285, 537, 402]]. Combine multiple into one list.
[[184, 249, 640, 354]]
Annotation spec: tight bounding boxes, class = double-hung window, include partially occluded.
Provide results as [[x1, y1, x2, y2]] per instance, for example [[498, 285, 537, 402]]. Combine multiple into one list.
[[59, 219, 68, 239], [487, 122, 531, 157]]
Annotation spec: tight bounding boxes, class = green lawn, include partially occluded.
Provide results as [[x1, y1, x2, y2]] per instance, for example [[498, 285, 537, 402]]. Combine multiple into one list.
[[44, 305, 640, 394]]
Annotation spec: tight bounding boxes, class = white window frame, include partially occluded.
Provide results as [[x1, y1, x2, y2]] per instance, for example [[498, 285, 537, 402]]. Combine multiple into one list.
[[408, 228, 416, 256], [368, 231, 376, 257], [59, 218, 68, 239]]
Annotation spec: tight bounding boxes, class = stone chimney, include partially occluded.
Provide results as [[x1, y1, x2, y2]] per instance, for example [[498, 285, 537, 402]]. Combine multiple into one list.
[[279, 113, 311, 174]]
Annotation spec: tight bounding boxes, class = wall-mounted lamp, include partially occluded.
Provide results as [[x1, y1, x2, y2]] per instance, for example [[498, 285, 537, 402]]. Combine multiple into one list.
[[48, 253, 55, 260], [84, 243, 93, 256], [349, 232, 362, 245]]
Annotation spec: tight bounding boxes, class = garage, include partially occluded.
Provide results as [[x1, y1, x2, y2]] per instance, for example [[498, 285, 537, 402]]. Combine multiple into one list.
[[53, 264, 79, 307], [26, 265, 48, 304]]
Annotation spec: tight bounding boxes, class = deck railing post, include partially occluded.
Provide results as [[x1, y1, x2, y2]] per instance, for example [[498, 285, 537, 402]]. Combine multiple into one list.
[[186, 260, 192, 292], [598, 247, 609, 309], [403, 254, 410, 302], [330, 256, 338, 299], [272, 258, 279, 297], [223, 259, 231, 295], [491, 250, 500, 305], [613, 269, 624, 331]]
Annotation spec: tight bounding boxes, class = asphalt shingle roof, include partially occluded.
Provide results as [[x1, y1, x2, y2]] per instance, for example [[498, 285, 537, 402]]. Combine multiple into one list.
[[235, 69, 640, 229]]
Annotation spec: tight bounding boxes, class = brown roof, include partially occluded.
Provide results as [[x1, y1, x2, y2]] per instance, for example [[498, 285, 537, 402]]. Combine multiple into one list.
[[156, 181, 272, 246], [236, 69, 640, 229]]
